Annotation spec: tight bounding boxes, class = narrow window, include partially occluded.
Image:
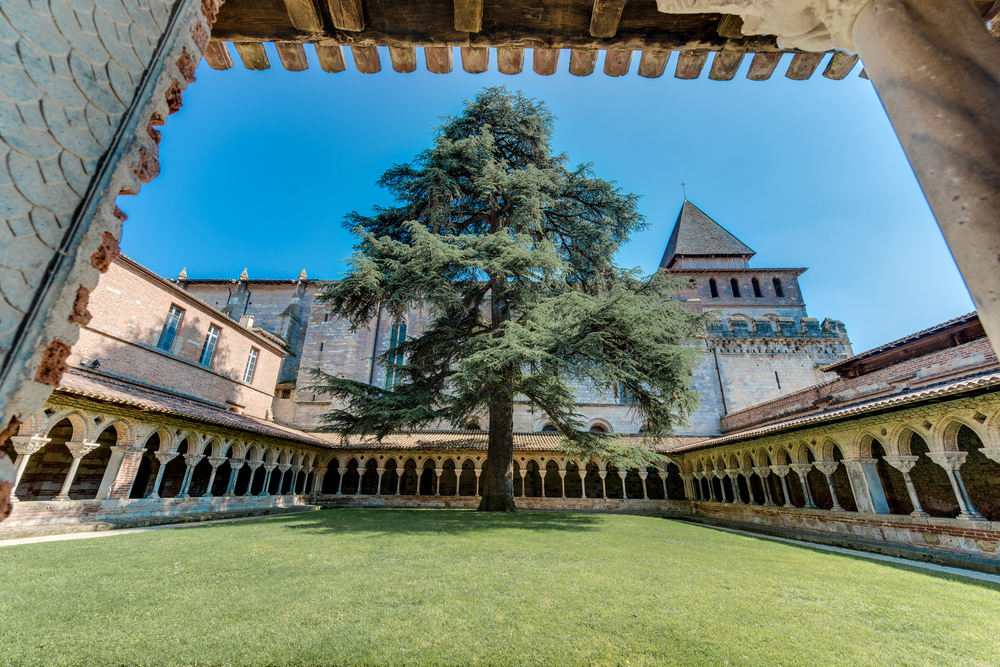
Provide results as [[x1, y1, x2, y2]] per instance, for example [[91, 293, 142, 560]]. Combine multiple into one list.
[[541, 424, 557, 432], [730, 278, 740, 298], [319, 342, 324, 352], [157, 305, 184, 352], [773, 277, 784, 297], [709, 279, 719, 298], [243, 347, 259, 383], [752, 277, 762, 298], [775, 371, 782, 391], [384, 320, 407, 389], [278, 388, 291, 399], [199, 324, 221, 367], [323, 314, 329, 322]]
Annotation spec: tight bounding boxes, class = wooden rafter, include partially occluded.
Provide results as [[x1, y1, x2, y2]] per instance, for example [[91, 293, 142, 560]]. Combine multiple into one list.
[[569, 49, 598, 76], [461, 46, 490, 72], [389, 46, 417, 73], [204, 42, 234, 69], [282, 0, 324, 32], [315, 44, 346, 72], [454, 0, 483, 33], [590, 0, 628, 39], [533, 49, 560, 75], [425, 46, 454, 73], [637, 50, 668, 78], [327, 0, 364, 32], [233, 42, 270, 70], [275, 42, 309, 70]]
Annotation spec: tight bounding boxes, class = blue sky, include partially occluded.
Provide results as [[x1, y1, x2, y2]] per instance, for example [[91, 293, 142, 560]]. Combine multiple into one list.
[[122, 45, 973, 353]]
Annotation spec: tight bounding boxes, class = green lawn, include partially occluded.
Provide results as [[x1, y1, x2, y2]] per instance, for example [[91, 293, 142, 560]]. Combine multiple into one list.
[[1, 509, 998, 667]]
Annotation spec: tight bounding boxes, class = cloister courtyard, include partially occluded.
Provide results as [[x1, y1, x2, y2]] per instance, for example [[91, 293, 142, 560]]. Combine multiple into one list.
[[1, 508, 998, 667]]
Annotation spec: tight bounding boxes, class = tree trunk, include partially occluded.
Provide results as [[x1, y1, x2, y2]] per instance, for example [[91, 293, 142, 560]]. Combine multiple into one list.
[[478, 381, 516, 511]]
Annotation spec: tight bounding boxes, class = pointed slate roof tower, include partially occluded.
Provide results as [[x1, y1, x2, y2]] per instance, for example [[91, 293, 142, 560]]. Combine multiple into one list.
[[659, 200, 755, 270]]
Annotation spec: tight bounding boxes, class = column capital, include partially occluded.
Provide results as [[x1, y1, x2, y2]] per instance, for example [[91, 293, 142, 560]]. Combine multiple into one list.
[[154, 451, 178, 465], [10, 435, 49, 455], [376, 467, 385, 474], [229, 458, 247, 470], [207, 456, 228, 468], [738, 467, 753, 478], [337, 467, 347, 475], [247, 460, 262, 470], [769, 465, 790, 477], [883, 455, 919, 473], [813, 461, 839, 476], [638, 471, 647, 480], [291, 465, 303, 474], [752, 466, 771, 478], [788, 463, 812, 476], [980, 447, 1000, 465], [65, 441, 100, 459], [925, 451, 968, 471], [616, 469, 627, 479], [183, 454, 204, 467], [277, 463, 291, 473], [263, 463, 278, 472]]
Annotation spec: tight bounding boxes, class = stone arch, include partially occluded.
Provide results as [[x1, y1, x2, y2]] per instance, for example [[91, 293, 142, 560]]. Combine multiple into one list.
[[887, 423, 924, 456], [588, 418, 613, 433], [932, 417, 986, 453], [93, 418, 135, 448], [955, 424, 1000, 521], [418, 458, 436, 495], [457, 458, 477, 495], [563, 459, 583, 498], [868, 435, 912, 515], [43, 410, 92, 442], [771, 446, 793, 466], [358, 458, 380, 494], [815, 437, 842, 462], [131, 429, 166, 499], [17, 411, 48, 437], [738, 451, 754, 469]]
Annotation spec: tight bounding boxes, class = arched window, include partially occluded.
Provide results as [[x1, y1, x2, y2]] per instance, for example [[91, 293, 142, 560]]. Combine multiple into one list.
[[751, 277, 762, 298], [709, 279, 719, 298], [773, 277, 784, 297], [541, 424, 557, 432], [730, 278, 740, 298], [589, 424, 608, 433], [466, 422, 481, 430], [384, 319, 406, 389]]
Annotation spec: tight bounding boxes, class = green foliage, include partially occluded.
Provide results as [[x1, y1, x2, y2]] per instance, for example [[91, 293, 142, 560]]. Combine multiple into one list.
[[310, 86, 708, 468]]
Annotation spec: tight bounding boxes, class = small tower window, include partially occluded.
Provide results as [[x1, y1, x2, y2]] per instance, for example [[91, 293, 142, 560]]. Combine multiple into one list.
[[709, 279, 719, 298], [773, 278, 784, 297], [730, 279, 740, 298], [541, 424, 557, 432], [752, 278, 762, 298], [384, 319, 407, 389]]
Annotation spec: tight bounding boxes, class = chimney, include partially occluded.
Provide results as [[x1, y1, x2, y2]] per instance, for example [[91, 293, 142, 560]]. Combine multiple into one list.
[[240, 315, 255, 329]]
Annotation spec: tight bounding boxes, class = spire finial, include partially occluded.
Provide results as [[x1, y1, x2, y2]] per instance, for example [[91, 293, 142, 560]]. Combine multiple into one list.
[[238, 268, 249, 281], [680, 177, 687, 200], [297, 268, 307, 282], [177, 267, 187, 280]]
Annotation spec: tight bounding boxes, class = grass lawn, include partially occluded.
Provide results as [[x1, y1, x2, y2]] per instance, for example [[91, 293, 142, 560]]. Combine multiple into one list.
[[1, 509, 999, 667]]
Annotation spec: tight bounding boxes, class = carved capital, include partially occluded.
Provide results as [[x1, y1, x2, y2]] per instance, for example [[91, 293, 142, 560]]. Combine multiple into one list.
[[65, 441, 100, 458], [883, 455, 919, 474], [813, 461, 839, 476], [207, 456, 228, 468], [263, 463, 278, 472], [246, 461, 262, 471], [978, 447, 1000, 465], [738, 467, 753, 479], [229, 458, 247, 470], [277, 463, 291, 473], [154, 451, 178, 465], [183, 454, 204, 467], [769, 465, 790, 477], [926, 451, 968, 472], [10, 435, 49, 456], [753, 466, 771, 478], [788, 463, 812, 477], [638, 471, 647, 480]]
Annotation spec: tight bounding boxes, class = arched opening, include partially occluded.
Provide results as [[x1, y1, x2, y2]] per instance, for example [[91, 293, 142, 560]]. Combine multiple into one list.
[[956, 425, 1000, 521], [907, 433, 958, 517], [710, 475, 724, 502], [541, 423, 557, 432], [666, 462, 685, 499], [187, 447, 214, 497], [773, 277, 784, 297], [589, 424, 608, 433], [605, 464, 624, 499], [234, 456, 254, 496], [130, 432, 161, 499], [721, 474, 734, 502], [382, 458, 399, 495], [730, 278, 740, 298], [646, 466, 666, 500], [544, 460, 562, 497], [871, 438, 912, 515], [359, 459, 380, 494], [830, 446, 857, 512], [465, 422, 482, 430], [737, 474, 751, 503], [748, 472, 765, 504], [709, 278, 719, 298], [14, 419, 78, 500], [321, 462, 341, 494], [419, 460, 436, 495], [585, 461, 603, 498], [524, 460, 543, 497], [439, 459, 458, 496], [269, 461, 285, 495], [458, 460, 478, 496], [564, 461, 583, 498], [249, 459, 267, 496], [751, 277, 762, 298], [341, 459, 360, 495], [159, 438, 190, 498], [400, 459, 420, 495], [624, 467, 645, 499]]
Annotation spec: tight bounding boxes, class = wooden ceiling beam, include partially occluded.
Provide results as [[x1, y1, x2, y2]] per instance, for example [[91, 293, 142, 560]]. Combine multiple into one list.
[[389, 46, 417, 72], [637, 50, 668, 78], [785, 52, 824, 79], [425, 46, 454, 73], [460, 46, 489, 72], [275, 42, 309, 70], [746, 52, 781, 80], [204, 42, 234, 70], [590, 0, 628, 39], [822, 52, 859, 79], [497, 47, 524, 75], [603, 49, 632, 77], [350, 45, 380, 72], [716, 14, 744, 39], [569, 49, 597, 76], [675, 50, 708, 79], [454, 0, 483, 33], [315, 44, 346, 72], [533, 48, 560, 75], [327, 0, 364, 32], [708, 51, 744, 81], [282, 0, 324, 33], [233, 42, 270, 70]]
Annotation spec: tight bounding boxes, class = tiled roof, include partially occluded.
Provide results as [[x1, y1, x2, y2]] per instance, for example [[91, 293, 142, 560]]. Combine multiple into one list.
[[659, 201, 755, 269], [671, 369, 1000, 453], [56, 369, 332, 448], [821, 311, 980, 374]]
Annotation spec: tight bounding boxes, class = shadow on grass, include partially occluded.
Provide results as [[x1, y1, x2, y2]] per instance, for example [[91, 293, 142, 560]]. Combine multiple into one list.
[[263, 507, 603, 537], [672, 519, 1000, 593]]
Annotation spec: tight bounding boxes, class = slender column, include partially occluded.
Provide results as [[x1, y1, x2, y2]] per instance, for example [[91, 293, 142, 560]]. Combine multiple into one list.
[[754, 467, 776, 506], [538, 469, 547, 498], [884, 456, 929, 517], [276, 464, 291, 495], [395, 467, 404, 495], [738, 469, 754, 505], [639, 469, 649, 500], [416, 469, 423, 496], [853, 0, 1000, 350], [455, 469, 461, 497], [8, 436, 50, 502], [598, 470, 607, 499], [244, 461, 261, 496], [434, 468, 443, 496], [355, 461, 364, 494], [926, 451, 986, 521], [336, 467, 346, 495], [291, 465, 304, 494], [148, 451, 178, 499], [260, 463, 276, 496], [475, 469, 481, 496], [789, 463, 818, 509], [618, 469, 629, 500], [813, 462, 844, 512], [52, 441, 100, 501], [558, 469, 566, 498], [176, 455, 203, 498], [225, 459, 245, 496], [659, 470, 668, 500], [578, 467, 588, 499], [203, 456, 227, 498], [312, 467, 327, 494], [519, 468, 527, 498], [375, 467, 385, 496], [726, 470, 743, 504], [679, 473, 694, 501], [770, 466, 794, 508], [715, 471, 729, 504]]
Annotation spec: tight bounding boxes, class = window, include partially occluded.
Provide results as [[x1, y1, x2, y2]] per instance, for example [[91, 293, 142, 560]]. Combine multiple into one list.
[[199, 324, 220, 367], [589, 424, 608, 433], [323, 314, 329, 322], [243, 347, 259, 383], [278, 388, 291, 399], [541, 424, 557, 432], [466, 422, 482, 430], [752, 277, 762, 298], [319, 342, 324, 352], [709, 279, 718, 298], [730, 278, 741, 298], [156, 305, 184, 352], [384, 320, 407, 389], [773, 277, 784, 297]]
